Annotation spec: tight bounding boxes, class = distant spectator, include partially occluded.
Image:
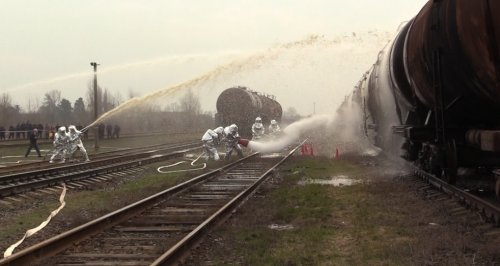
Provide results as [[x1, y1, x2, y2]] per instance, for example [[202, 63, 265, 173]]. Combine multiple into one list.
[[15, 124, 20, 139], [44, 124, 50, 139], [113, 125, 120, 138], [49, 126, 56, 140], [106, 124, 113, 139], [38, 124, 44, 138], [8, 126, 14, 139], [98, 123, 105, 139], [25, 128, 42, 158], [20, 122, 26, 139], [0, 126, 5, 140]]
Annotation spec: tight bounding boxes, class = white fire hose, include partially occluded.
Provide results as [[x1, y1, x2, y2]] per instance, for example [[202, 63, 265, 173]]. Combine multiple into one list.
[[157, 151, 207, 174], [3, 184, 67, 258]]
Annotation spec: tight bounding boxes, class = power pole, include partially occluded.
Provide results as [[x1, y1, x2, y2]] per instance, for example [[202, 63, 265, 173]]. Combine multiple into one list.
[[90, 62, 100, 151]]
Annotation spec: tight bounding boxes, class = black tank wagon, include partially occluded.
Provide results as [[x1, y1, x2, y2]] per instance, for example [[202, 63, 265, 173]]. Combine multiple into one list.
[[215, 86, 283, 138], [345, 0, 500, 189]]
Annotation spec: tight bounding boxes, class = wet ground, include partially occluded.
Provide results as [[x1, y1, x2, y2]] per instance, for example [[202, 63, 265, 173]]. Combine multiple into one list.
[[2, 152, 500, 265], [183, 153, 500, 265]]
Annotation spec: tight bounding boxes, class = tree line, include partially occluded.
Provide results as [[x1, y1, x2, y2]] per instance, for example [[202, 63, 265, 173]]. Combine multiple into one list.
[[0, 86, 213, 136]]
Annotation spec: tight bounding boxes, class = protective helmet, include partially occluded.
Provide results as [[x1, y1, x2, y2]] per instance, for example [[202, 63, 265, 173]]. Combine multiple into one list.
[[255, 117, 262, 122], [33, 128, 38, 132], [230, 124, 238, 133], [271, 120, 277, 125], [214, 126, 224, 134], [68, 125, 76, 131], [58, 126, 66, 132]]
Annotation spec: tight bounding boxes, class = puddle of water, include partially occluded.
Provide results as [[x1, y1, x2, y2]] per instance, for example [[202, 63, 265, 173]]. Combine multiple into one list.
[[260, 153, 282, 158], [268, 224, 294, 231], [362, 148, 381, 157], [299, 175, 361, 187]]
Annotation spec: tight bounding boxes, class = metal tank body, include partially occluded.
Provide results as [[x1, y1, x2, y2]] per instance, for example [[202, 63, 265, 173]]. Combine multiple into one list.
[[405, 0, 500, 126], [351, 0, 500, 182], [216, 87, 283, 137]]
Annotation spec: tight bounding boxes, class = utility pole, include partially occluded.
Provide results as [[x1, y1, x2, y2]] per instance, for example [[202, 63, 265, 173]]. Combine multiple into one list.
[[90, 62, 100, 151]]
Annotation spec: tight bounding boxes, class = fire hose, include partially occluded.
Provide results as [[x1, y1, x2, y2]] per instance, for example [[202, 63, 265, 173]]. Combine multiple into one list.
[[157, 151, 207, 174]]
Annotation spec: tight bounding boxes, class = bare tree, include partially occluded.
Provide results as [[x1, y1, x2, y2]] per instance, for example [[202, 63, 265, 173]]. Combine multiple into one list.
[[180, 89, 201, 115], [0, 93, 15, 126]]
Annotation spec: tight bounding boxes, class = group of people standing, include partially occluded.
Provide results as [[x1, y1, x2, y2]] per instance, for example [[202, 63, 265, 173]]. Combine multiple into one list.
[[201, 117, 281, 162], [97, 124, 120, 139]]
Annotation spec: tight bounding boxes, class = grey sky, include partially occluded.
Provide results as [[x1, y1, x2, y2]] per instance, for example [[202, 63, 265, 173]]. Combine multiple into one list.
[[1, 0, 428, 114]]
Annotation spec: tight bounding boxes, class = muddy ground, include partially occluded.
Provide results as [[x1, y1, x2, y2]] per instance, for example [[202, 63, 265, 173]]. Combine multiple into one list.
[[183, 154, 500, 265], [1, 153, 499, 265]]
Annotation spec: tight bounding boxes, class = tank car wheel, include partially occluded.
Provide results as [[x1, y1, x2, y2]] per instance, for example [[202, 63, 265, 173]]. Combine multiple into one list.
[[443, 139, 458, 184], [429, 146, 443, 177], [495, 177, 500, 197]]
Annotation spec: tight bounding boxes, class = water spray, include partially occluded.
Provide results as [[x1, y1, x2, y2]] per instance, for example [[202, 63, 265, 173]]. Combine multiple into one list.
[[238, 114, 335, 154], [78, 35, 329, 129]]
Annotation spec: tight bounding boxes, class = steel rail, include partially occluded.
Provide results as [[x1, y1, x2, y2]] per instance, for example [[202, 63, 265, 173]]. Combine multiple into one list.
[[152, 139, 307, 265], [0, 144, 201, 198], [0, 142, 199, 177], [0, 142, 200, 185], [413, 167, 500, 225], [0, 140, 305, 265], [0, 153, 259, 265]]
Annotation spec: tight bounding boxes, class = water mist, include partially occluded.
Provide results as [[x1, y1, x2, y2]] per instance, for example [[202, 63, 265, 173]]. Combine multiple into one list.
[[247, 99, 380, 157]]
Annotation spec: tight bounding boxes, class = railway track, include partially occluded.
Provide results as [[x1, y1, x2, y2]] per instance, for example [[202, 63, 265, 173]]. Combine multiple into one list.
[[407, 165, 500, 227], [0, 142, 201, 198], [0, 141, 304, 265], [0, 141, 199, 175]]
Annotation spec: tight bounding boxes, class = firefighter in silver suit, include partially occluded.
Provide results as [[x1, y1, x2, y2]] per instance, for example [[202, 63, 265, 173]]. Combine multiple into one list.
[[268, 119, 281, 136], [223, 124, 243, 160], [50, 126, 69, 163], [201, 126, 223, 161], [251, 117, 265, 140], [68, 125, 90, 162]]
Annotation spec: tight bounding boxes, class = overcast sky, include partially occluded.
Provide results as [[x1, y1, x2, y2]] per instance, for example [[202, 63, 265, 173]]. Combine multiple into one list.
[[1, 0, 428, 115]]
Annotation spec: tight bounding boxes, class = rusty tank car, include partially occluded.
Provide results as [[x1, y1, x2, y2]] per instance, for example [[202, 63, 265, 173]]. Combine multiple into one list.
[[215, 86, 282, 138], [346, 0, 500, 189]]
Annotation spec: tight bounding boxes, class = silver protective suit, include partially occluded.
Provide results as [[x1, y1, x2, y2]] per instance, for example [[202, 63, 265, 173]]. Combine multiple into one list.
[[201, 127, 222, 161], [268, 120, 281, 136], [223, 124, 243, 159], [50, 127, 69, 163], [251, 122, 265, 140], [68, 125, 90, 161]]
